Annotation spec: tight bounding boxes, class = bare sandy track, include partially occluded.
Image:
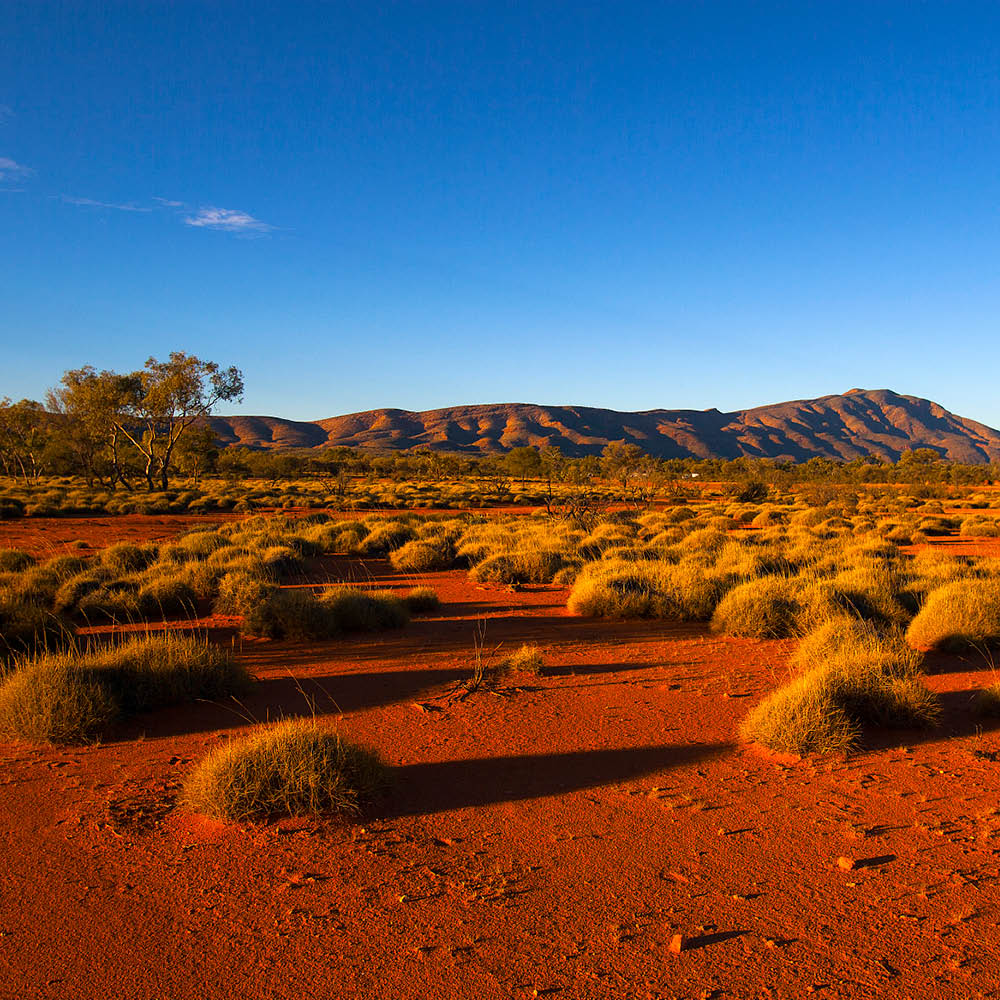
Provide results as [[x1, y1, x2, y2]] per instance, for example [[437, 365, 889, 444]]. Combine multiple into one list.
[[1, 526, 1000, 998]]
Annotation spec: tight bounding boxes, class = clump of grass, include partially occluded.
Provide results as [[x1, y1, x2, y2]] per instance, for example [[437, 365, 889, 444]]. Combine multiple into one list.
[[246, 589, 334, 641], [710, 576, 801, 638], [0, 597, 72, 665], [505, 643, 544, 675], [0, 549, 35, 573], [100, 543, 157, 574], [906, 578, 1000, 651], [214, 571, 278, 617], [357, 520, 415, 556], [137, 575, 198, 618], [182, 717, 386, 821], [567, 558, 723, 621], [319, 587, 410, 632], [976, 684, 1000, 717], [468, 549, 565, 584], [403, 586, 441, 614], [0, 635, 252, 744], [389, 539, 451, 572], [53, 568, 113, 613], [741, 622, 938, 754], [76, 585, 143, 622]]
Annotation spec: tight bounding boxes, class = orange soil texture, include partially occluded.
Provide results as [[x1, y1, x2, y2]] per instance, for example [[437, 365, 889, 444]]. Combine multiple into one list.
[[2, 521, 1000, 998]]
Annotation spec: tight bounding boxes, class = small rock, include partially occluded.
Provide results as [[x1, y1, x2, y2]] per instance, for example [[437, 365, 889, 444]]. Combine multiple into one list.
[[837, 856, 857, 871], [669, 933, 687, 954]]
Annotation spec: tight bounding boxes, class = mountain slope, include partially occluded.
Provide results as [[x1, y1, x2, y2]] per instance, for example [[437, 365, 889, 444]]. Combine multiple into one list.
[[207, 389, 1000, 462]]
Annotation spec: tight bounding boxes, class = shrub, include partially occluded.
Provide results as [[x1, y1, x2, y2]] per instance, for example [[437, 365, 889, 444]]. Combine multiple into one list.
[[182, 718, 386, 821], [319, 587, 409, 632], [402, 587, 441, 614], [137, 575, 198, 618], [101, 543, 157, 574], [710, 576, 801, 638], [567, 558, 724, 621], [0, 635, 251, 743], [0, 549, 35, 573], [906, 579, 1000, 651], [389, 540, 451, 572], [0, 598, 72, 664], [741, 622, 938, 754], [504, 643, 544, 675]]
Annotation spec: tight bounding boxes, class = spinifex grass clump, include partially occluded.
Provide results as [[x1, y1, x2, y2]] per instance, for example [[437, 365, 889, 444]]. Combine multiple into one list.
[[402, 586, 441, 614], [710, 576, 801, 638], [906, 578, 1000, 651], [741, 621, 938, 755], [567, 558, 724, 621], [976, 684, 1000, 717], [0, 635, 252, 744], [0, 549, 35, 573], [216, 571, 410, 640], [0, 598, 72, 668], [182, 718, 386, 821], [505, 643, 544, 675], [389, 539, 452, 572], [319, 587, 410, 632]]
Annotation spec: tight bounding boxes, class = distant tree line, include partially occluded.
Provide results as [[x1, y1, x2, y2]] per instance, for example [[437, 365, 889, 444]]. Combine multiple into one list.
[[2, 359, 997, 492], [0, 352, 242, 489]]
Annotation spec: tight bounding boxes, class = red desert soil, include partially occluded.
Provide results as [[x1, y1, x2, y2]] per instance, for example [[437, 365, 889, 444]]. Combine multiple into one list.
[[0, 507, 572, 558], [2, 522, 1000, 998], [0, 512, 252, 557]]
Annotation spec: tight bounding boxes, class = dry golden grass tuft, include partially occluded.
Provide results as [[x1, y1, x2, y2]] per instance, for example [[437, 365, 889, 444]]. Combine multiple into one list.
[[710, 576, 801, 638], [402, 586, 441, 614], [182, 718, 386, 821], [741, 620, 938, 755], [0, 635, 251, 744], [906, 578, 1000, 651]]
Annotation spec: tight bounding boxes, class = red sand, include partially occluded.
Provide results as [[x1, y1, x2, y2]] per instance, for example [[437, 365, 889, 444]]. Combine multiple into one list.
[[2, 521, 1000, 998]]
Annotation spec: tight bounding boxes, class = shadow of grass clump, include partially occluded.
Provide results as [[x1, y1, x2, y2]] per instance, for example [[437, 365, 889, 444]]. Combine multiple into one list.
[[0, 634, 252, 744]]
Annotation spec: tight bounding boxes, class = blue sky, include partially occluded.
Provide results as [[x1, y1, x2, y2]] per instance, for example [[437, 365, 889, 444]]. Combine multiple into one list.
[[3, 2, 1000, 425]]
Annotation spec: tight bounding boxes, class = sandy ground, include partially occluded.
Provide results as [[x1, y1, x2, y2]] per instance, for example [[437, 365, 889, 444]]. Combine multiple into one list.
[[2, 521, 1000, 998]]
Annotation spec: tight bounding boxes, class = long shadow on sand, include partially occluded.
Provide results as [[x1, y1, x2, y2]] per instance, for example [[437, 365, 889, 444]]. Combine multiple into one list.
[[126, 652, 682, 741], [382, 741, 734, 817], [121, 667, 471, 741], [863, 687, 1000, 752]]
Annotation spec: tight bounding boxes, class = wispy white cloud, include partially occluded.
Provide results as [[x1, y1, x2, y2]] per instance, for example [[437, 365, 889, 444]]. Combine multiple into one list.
[[61, 195, 152, 212], [183, 206, 273, 233], [55, 192, 276, 234], [0, 156, 32, 182]]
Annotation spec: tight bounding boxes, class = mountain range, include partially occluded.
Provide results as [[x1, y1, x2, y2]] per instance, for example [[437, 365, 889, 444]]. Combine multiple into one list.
[[206, 389, 1000, 463]]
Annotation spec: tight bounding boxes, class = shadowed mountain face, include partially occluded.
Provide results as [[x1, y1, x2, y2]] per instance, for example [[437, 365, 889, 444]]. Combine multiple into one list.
[[208, 389, 1000, 462]]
